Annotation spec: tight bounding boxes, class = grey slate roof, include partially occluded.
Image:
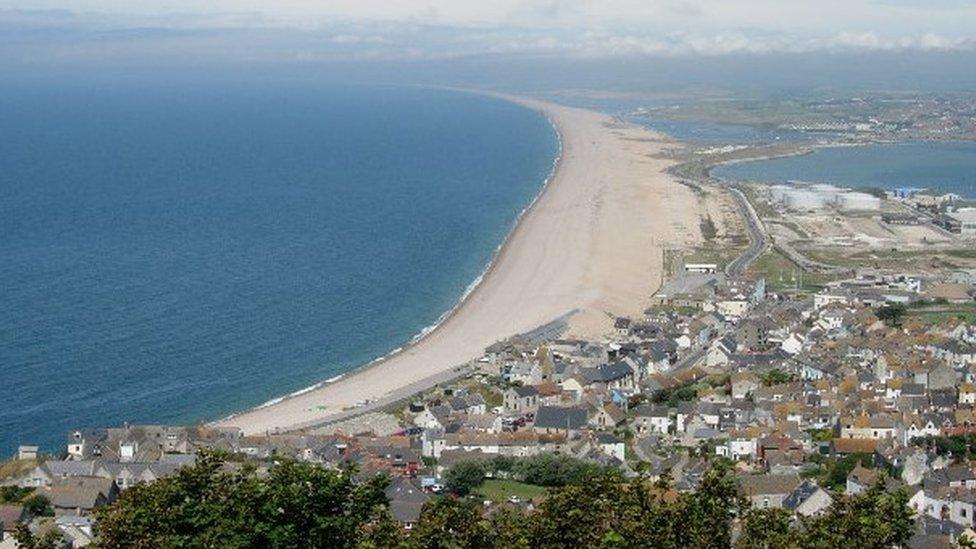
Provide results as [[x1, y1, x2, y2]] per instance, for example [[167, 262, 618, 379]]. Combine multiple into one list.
[[533, 406, 588, 430], [385, 478, 430, 524], [581, 361, 633, 384], [509, 385, 539, 398], [783, 480, 822, 510]]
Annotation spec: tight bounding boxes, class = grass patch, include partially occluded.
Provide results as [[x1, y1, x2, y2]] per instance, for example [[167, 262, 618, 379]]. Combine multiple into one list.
[[905, 303, 976, 325], [0, 459, 39, 482], [682, 245, 742, 270], [747, 249, 835, 293], [475, 479, 548, 503], [464, 381, 503, 409]]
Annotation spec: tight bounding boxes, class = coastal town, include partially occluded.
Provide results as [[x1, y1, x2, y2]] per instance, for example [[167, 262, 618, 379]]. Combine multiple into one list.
[[4, 173, 976, 547]]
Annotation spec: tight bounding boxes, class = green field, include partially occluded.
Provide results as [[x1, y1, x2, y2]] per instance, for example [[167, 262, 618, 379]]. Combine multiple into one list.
[[475, 479, 548, 502], [747, 249, 835, 293], [906, 303, 976, 324]]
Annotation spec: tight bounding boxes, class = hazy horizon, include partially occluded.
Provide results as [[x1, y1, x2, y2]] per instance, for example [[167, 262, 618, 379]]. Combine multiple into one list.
[[4, 1, 976, 94]]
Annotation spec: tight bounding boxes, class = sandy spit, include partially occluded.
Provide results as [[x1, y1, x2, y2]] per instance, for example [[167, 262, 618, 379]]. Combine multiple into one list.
[[217, 96, 702, 435]]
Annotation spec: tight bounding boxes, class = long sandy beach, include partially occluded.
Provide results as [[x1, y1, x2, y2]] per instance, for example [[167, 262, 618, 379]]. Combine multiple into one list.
[[219, 97, 703, 435]]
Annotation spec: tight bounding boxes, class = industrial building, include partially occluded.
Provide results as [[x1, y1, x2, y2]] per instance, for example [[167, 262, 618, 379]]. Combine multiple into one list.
[[948, 208, 976, 235]]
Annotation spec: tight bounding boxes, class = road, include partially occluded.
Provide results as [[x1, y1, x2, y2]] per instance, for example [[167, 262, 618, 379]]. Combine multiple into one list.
[[672, 346, 706, 372], [725, 186, 770, 277]]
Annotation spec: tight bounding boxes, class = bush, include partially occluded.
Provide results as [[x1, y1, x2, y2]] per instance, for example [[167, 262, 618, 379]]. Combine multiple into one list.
[[21, 493, 52, 517], [445, 460, 488, 495]]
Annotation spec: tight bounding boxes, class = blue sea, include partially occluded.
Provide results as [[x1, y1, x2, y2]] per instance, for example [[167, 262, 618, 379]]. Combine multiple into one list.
[[712, 141, 976, 198], [0, 80, 558, 455]]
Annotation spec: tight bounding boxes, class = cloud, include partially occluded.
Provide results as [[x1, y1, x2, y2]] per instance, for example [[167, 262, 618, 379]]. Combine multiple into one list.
[[1, 3, 975, 65]]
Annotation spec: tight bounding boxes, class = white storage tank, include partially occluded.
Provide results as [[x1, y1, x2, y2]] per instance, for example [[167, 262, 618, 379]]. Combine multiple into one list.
[[836, 192, 881, 211], [809, 183, 845, 204], [783, 189, 827, 211]]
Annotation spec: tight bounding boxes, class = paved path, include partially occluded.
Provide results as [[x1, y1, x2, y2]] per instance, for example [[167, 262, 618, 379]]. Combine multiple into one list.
[[725, 186, 770, 277]]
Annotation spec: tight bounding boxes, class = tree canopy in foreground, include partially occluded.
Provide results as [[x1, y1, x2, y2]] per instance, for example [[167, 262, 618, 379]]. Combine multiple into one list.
[[12, 452, 916, 548]]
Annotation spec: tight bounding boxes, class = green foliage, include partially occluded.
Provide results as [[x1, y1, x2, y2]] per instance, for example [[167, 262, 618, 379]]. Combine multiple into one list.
[[0, 486, 52, 517], [804, 453, 873, 489], [13, 524, 64, 549], [737, 483, 915, 548], [407, 498, 493, 549], [875, 304, 906, 327], [465, 383, 503, 409], [806, 428, 834, 443], [527, 464, 746, 548], [511, 454, 604, 487], [445, 461, 488, 496], [356, 511, 404, 549], [651, 379, 701, 407], [94, 450, 390, 548], [913, 433, 976, 459], [0, 486, 33, 503], [759, 368, 796, 387], [737, 508, 793, 549], [444, 454, 605, 496], [21, 493, 53, 517], [90, 454, 916, 549]]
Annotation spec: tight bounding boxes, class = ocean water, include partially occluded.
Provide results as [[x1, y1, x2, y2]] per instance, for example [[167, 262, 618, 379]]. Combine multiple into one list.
[[712, 141, 976, 198], [0, 80, 558, 455]]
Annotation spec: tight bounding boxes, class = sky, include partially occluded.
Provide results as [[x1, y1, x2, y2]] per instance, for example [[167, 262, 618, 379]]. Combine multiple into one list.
[[4, 1, 976, 61], [3, 1, 976, 91]]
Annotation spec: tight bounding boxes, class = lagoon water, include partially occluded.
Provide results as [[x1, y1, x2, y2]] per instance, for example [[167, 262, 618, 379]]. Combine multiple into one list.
[[0, 80, 558, 454], [713, 141, 976, 198]]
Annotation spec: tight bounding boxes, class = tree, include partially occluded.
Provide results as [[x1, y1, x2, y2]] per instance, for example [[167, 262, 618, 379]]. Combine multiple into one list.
[[13, 524, 64, 549], [356, 511, 404, 549], [677, 462, 746, 548], [876, 304, 906, 328], [89, 454, 917, 548], [94, 450, 390, 548], [444, 460, 487, 496], [528, 473, 625, 548], [486, 507, 531, 549], [20, 493, 52, 517], [809, 483, 913, 548], [760, 369, 795, 387], [512, 454, 603, 487], [406, 498, 492, 549], [737, 508, 795, 549], [0, 486, 32, 503]]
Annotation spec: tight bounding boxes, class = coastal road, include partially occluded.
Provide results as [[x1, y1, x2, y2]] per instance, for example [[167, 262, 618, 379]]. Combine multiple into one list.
[[725, 186, 770, 277]]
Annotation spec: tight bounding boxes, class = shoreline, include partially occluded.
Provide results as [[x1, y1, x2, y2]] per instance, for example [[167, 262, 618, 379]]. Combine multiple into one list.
[[221, 102, 564, 422], [218, 95, 703, 435]]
